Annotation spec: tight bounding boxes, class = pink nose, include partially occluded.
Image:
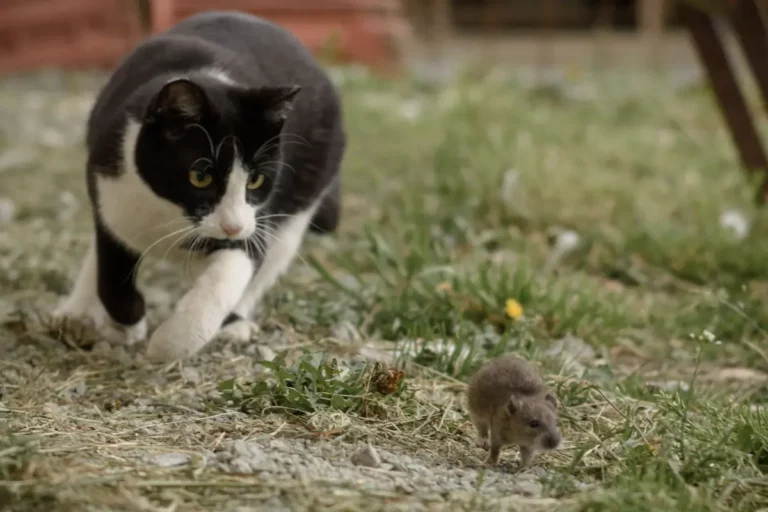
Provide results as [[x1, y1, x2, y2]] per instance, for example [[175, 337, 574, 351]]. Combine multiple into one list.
[[221, 223, 243, 237]]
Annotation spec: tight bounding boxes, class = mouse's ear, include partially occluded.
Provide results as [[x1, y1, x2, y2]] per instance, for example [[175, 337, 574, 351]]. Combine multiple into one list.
[[544, 392, 558, 411], [505, 396, 522, 416]]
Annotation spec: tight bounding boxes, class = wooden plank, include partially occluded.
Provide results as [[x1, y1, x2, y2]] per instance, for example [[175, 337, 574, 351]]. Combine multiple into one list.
[[728, 0, 768, 201], [730, 0, 768, 113], [680, 2, 768, 203]]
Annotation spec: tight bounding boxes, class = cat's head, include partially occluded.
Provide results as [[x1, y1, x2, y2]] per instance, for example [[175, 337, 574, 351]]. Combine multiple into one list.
[[133, 76, 300, 241]]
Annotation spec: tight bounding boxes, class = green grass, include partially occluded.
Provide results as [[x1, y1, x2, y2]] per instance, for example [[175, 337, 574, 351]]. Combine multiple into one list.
[[2, 65, 768, 510]]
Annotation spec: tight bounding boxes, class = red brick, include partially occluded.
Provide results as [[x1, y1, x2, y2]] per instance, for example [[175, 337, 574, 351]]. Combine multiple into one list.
[[0, 0, 142, 74]]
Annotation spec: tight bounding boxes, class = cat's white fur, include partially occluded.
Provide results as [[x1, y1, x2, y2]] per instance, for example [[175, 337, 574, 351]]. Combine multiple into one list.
[[197, 160, 256, 240], [53, 115, 316, 361]]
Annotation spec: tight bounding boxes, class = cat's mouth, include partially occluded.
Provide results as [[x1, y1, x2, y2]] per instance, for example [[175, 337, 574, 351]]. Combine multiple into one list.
[[181, 237, 246, 253]]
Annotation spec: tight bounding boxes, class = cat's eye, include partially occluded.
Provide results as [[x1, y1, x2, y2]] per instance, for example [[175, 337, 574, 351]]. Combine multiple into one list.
[[247, 173, 265, 190], [189, 169, 213, 188], [529, 420, 540, 429]]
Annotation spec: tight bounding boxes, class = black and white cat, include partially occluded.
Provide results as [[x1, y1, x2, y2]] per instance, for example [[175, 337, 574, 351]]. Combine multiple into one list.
[[52, 11, 346, 362]]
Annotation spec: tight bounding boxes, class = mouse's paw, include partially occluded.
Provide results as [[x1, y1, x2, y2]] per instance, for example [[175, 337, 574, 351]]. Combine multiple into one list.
[[475, 437, 490, 450]]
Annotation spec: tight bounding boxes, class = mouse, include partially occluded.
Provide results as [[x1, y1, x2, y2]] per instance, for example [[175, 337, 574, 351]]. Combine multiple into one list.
[[466, 354, 561, 467]]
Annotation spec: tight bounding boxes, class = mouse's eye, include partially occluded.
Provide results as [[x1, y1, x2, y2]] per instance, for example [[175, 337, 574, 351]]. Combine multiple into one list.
[[529, 420, 541, 428]]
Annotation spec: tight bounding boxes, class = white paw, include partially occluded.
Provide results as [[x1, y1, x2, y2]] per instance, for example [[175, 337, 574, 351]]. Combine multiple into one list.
[[145, 312, 210, 362], [52, 294, 108, 329], [51, 295, 147, 346], [219, 319, 260, 343]]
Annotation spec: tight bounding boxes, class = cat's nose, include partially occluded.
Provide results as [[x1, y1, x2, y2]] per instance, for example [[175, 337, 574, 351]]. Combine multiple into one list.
[[221, 223, 243, 237]]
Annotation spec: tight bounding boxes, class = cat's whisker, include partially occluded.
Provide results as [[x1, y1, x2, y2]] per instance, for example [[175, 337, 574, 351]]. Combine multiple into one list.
[[128, 226, 196, 281], [257, 160, 296, 175], [256, 211, 327, 234], [136, 226, 195, 265], [187, 123, 216, 157], [159, 227, 197, 262], [124, 217, 196, 240], [182, 234, 204, 281], [251, 225, 311, 268], [216, 134, 243, 162], [249, 132, 312, 166], [248, 230, 270, 261]]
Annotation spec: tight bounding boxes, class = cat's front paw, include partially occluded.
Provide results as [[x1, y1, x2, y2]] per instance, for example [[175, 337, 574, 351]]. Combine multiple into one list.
[[219, 319, 260, 343], [51, 295, 146, 346], [145, 313, 209, 362]]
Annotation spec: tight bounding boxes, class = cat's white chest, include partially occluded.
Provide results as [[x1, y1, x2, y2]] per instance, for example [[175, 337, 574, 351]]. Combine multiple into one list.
[[95, 172, 193, 261]]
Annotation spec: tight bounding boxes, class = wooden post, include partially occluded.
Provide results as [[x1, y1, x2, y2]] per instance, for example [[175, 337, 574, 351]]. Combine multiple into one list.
[[729, 0, 768, 115], [637, 0, 667, 69], [680, 2, 768, 203], [431, 0, 451, 57], [593, 0, 616, 69]]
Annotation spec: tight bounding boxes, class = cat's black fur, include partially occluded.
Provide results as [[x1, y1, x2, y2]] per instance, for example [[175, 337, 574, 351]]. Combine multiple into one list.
[[84, 11, 345, 329]]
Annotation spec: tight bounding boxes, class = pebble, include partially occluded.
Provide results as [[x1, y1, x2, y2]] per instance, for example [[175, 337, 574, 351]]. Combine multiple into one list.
[[65, 380, 87, 399], [720, 209, 750, 240], [254, 345, 276, 362], [351, 443, 381, 468], [0, 198, 15, 224], [181, 366, 202, 385], [151, 452, 191, 468], [647, 380, 690, 393]]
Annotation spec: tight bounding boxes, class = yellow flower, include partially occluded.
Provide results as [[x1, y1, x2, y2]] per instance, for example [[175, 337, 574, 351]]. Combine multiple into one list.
[[436, 282, 452, 292], [505, 299, 524, 320]]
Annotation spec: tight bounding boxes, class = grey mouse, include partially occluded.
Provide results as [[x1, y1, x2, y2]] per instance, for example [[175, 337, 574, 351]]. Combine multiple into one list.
[[466, 354, 561, 466]]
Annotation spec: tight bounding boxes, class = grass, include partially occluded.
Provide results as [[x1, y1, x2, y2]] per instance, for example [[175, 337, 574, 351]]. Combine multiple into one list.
[[2, 64, 768, 510]]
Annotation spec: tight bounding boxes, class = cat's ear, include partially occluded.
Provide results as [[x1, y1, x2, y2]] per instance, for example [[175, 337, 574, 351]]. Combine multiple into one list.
[[247, 85, 301, 125], [145, 79, 207, 123]]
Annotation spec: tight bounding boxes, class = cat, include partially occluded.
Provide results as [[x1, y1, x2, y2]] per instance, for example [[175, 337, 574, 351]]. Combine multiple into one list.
[[52, 11, 346, 362]]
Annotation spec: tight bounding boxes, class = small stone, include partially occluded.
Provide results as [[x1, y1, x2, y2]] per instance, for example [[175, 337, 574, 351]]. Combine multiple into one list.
[[720, 209, 750, 240], [331, 321, 360, 342], [42, 402, 64, 417], [544, 336, 595, 363], [511, 475, 543, 497], [0, 198, 16, 224], [351, 443, 381, 468], [151, 452, 190, 467], [181, 367, 202, 385], [65, 380, 87, 399], [255, 345, 276, 362], [91, 341, 113, 357], [555, 230, 580, 254], [0, 148, 36, 173], [225, 441, 274, 474], [110, 346, 133, 366], [647, 380, 690, 393], [500, 168, 519, 204]]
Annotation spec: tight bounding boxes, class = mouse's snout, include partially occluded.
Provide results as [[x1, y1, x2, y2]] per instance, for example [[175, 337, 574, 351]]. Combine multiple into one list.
[[543, 431, 561, 450]]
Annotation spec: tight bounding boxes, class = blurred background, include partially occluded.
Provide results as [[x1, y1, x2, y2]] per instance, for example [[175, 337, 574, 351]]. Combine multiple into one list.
[[0, 0, 740, 74]]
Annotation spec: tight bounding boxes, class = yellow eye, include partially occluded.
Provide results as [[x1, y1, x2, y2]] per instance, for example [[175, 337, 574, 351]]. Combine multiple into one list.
[[189, 169, 213, 188], [247, 173, 265, 190]]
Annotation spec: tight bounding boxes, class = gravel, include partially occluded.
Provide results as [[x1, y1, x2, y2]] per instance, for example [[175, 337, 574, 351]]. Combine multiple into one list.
[[206, 437, 544, 499]]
